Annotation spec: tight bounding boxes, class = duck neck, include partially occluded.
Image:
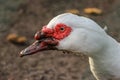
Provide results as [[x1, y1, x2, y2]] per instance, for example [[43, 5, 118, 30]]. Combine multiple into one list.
[[89, 35, 120, 79]]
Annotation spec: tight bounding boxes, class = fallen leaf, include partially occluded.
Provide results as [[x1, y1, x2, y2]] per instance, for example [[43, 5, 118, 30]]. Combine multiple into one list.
[[7, 33, 27, 44], [84, 8, 102, 15], [6, 33, 18, 42], [66, 9, 80, 14], [17, 36, 27, 43]]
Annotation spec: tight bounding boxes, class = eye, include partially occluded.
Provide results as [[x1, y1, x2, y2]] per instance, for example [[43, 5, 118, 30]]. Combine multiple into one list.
[[53, 23, 72, 40], [60, 27, 65, 31]]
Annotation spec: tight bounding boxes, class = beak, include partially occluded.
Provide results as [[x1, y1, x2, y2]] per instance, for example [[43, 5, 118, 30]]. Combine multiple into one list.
[[19, 31, 58, 57]]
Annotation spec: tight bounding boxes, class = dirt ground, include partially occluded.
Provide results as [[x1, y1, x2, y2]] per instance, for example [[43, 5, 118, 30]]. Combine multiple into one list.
[[0, 0, 120, 80]]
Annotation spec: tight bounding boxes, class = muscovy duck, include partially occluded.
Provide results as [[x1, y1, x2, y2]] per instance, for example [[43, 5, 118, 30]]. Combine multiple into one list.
[[20, 13, 120, 80]]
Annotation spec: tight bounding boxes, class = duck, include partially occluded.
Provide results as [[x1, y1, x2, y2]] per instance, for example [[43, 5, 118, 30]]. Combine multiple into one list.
[[20, 13, 120, 80]]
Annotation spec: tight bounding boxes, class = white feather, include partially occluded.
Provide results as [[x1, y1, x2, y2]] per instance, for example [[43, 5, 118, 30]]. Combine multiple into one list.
[[103, 25, 108, 31]]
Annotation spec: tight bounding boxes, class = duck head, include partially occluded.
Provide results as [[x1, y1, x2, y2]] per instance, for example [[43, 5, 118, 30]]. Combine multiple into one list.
[[20, 13, 107, 57]]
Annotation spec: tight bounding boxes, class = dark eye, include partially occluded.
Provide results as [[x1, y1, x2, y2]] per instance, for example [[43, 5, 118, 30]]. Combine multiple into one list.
[[60, 27, 65, 31]]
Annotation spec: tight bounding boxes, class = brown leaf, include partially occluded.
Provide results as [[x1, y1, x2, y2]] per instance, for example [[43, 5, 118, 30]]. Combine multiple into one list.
[[66, 9, 80, 14], [17, 36, 27, 43], [6, 33, 18, 42], [84, 8, 102, 15], [6, 33, 27, 44]]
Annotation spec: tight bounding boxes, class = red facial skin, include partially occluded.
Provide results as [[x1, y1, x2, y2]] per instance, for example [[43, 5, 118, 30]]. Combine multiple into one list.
[[39, 23, 72, 40], [20, 23, 72, 57]]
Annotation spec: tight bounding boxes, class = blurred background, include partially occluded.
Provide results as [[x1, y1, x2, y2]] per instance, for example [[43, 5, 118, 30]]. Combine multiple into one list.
[[0, 0, 120, 80]]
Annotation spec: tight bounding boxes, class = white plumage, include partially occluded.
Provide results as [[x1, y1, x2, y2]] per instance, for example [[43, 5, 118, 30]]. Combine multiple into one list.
[[46, 13, 120, 80]]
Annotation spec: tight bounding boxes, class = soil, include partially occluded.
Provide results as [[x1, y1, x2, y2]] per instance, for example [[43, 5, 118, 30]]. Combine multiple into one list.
[[0, 0, 120, 80]]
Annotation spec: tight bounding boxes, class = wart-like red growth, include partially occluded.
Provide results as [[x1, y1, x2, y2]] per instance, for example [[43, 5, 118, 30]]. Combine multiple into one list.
[[34, 31, 41, 40], [41, 23, 72, 40], [42, 26, 54, 34]]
